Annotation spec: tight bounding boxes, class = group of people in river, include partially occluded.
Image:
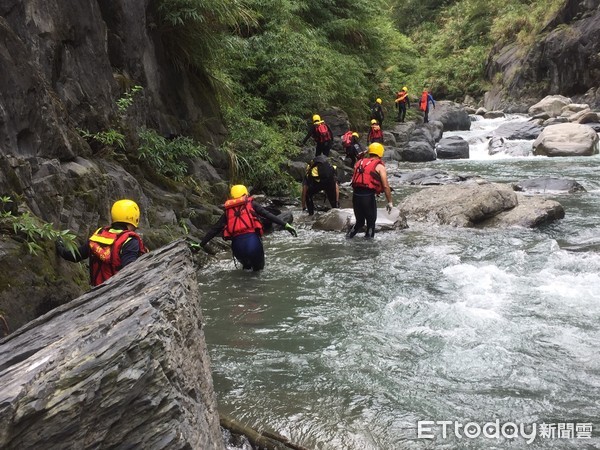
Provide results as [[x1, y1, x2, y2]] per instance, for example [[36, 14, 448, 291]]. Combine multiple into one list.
[[57, 88, 434, 281]]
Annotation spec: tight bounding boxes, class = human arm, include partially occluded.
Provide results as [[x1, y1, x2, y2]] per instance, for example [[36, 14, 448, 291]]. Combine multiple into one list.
[[254, 203, 297, 236], [376, 165, 393, 210], [300, 125, 313, 145], [200, 214, 226, 247], [429, 95, 435, 108], [120, 237, 140, 268]]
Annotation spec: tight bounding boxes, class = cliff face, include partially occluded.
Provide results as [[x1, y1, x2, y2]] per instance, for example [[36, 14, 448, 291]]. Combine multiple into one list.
[[0, 0, 229, 331], [484, 0, 600, 111]]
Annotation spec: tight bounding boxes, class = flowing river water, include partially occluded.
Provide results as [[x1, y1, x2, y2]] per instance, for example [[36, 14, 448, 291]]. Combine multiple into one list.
[[198, 115, 600, 449]]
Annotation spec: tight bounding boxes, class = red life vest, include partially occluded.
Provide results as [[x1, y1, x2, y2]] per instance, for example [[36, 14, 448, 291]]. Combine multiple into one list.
[[369, 124, 383, 140], [420, 91, 429, 111], [314, 122, 332, 143], [342, 131, 353, 148], [223, 196, 264, 239], [88, 227, 147, 286], [351, 157, 384, 194]]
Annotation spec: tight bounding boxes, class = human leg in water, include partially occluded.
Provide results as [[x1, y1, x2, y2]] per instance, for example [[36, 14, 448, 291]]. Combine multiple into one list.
[[231, 233, 265, 271], [364, 194, 377, 238], [347, 191, 372, 238]]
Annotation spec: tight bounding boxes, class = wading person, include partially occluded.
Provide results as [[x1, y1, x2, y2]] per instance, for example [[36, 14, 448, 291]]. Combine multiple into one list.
[[200, 185, 297, 271], [341, 131, 365, 167], [347, 143, 393, 239], [56, 199, 148, 286], [419, 89, 436, 123]]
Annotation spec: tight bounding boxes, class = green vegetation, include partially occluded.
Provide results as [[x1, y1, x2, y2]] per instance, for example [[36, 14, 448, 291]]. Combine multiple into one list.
[[0, 196, 80, 257], [137, 128, 210, 182], [78, 128, 126, 151]]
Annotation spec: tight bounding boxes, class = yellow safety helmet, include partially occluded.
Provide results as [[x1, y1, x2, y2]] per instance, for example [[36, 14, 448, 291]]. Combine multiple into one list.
[[402, 86, 408, 91], [368, 142, 384, 158], [230, 184, 249, 199], [352, 132, 359, 138], [312, 114, 321, 123], [111, 199, 140, 227], [371, 119, 378, 125], [376, 98, 382, 104]]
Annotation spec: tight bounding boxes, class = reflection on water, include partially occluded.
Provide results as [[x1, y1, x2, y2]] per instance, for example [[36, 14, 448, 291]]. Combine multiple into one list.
[[199, 117, 600, 449]]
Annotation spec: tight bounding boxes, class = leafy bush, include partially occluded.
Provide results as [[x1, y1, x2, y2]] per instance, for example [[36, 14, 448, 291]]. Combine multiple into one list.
[[78, 128, 126, 150], [137, 128, 210, 181], [0, 196, 79, 257]]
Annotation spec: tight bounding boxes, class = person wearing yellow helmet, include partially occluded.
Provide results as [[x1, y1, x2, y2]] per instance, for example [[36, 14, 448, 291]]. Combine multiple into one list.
[[370, 98, 385, 127], [367, 119, 384, 145], [199, 185, 297, 271], [301, 113, 333, 157], [56, 199, 148, 286], [347, 143, 393, 239], [395, 86, 411, 122]]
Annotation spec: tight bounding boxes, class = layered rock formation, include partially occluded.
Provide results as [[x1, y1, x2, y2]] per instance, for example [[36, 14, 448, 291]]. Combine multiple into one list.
[[0, 241, 224, 449]]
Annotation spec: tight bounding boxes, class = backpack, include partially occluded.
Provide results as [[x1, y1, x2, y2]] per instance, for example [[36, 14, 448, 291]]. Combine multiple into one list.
[[315, 122, 332, 143], [308, 155, 335, 182], [342, 131, 353, 148]]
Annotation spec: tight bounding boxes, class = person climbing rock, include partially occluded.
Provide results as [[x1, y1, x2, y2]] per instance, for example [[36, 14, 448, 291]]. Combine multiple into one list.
[[301, 114, 334, 157], [341, 130, 365, 166], [395, 87, 411, 122], [367, 119, 384, 145], [419, 89, 436, 123], [200, 185, 297, 271], [370, 98, 385, 126]]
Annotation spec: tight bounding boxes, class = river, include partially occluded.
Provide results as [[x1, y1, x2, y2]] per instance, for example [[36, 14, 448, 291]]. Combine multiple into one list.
[[198, 115, 600, 449]]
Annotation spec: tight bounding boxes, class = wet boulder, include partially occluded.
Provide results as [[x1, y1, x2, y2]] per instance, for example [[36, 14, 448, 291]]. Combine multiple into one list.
[[533, 123, 599, 156], [513, 177, 586, 194], [482, 195, 565, 228], [436, 136, 470, 159], [392, 169, 475, 186], [483, 110, 505, 119], [0, 241, 224, 449], [488, 136, 532, 157]]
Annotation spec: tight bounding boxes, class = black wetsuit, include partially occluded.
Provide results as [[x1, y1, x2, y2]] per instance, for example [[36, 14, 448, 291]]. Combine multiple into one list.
[[349, 187, 378, 238]]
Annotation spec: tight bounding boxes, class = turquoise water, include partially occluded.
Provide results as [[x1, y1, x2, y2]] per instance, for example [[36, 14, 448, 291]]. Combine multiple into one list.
[[199, 117, 600, 449]]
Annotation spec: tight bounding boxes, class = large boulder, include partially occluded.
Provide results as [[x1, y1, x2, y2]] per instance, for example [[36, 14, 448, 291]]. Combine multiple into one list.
[[436, 136, 470, 159], [0, 241, 224, 449], [493, 121, 543, 140], [427, 101, 471, 131], [488, 136, 532, 157], [532, 123, 600, 156], [528, 95, 573, 117]]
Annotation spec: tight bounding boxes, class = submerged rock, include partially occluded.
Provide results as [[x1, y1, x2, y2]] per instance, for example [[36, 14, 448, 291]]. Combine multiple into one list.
[[513, 177, 586, 194], [311, 208, 408, 232]]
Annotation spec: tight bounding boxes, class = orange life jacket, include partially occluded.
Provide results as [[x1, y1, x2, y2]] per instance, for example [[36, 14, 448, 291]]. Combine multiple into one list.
[[223, 196, 264, 239], [351, 157, 384, 194], [420, 91, 429, 111], [88, 227, 147, 286], [396, 91, 408, 103]]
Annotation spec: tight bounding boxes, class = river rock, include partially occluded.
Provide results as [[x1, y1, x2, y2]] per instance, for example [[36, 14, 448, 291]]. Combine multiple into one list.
[[0, 241, 224, 449], [560, 104, 590, 116], [484, 110, 505, 119], [427, 101, 471, 131], [436, 136, 470, 159], [312, 208, 408, 232], [532, 123, 600, 156], [493, 121, 543, 140], [528, 95, 573, 117], [572, 110, 600, 124], [482, 195, 565, 228], [513, 177, 586, 194], [399, 183, 519, 227]]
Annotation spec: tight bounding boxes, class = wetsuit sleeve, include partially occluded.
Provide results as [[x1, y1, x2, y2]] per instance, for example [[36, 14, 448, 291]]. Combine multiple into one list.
[[200, 214, 226, 246], [254, 204, 288, 227], [429, 95, 435, 107], [58, 242, 88, 263], [301, 125, 313, 145], [119, 237, 141, 268]]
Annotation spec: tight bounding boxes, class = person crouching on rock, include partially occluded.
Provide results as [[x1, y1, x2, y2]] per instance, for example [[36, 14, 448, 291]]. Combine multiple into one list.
[[346, 143, 393, 239], [301, 155, 339, 215], [200, 185, 298, 271], [56, 199, 148, 286]]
